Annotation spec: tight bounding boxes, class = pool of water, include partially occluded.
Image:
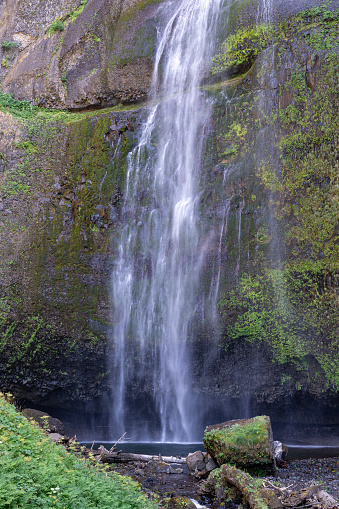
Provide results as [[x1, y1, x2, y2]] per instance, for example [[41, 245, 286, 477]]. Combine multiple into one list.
[[286, 445, 339, 460], [81, 441, 205, 457], [80, 441, 339, 460]]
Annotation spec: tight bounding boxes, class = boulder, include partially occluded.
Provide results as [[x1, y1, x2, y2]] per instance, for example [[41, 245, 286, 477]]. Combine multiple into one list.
[[48, 433, 65, 443], [146, 459, 171, 474], [186, 450, 218, 477], [200, 463, 273, 509], [273, 441, 288, 461], [22, 408, 66, 435], [260, 488, 284, 509], [203, 416, 275, 474]]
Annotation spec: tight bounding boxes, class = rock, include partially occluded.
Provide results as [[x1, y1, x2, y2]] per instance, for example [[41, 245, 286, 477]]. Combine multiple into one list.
[[48, 433, 65, 443], [1, 1, 339, 437], [205, 454, 218, 472], [273, 441, 288, 461], [200, 464, 269, 509], [186, 450, 205, 472], [186, 450, 217, 477], [199, 467, 242, 503], [166, 466, 183, 474], [203, 416, 275, 474], [1, 0, 160, 110], [134, 468, 144, 475], [146, 460, 171, 474], [22, 409, 66, 435], [167, 496, 196, 509], [260, 488, 284, 509]]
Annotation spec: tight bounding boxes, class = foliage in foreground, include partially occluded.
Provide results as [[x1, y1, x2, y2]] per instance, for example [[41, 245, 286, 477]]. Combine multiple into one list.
[[0, 394, 157, 508]]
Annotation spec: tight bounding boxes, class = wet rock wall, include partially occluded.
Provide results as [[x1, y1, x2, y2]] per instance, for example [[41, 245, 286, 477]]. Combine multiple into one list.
[[0, 0, 339, 433]]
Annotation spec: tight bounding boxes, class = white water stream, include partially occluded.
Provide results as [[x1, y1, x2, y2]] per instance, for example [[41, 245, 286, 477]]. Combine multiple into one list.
[[110, 0, 223, 441]]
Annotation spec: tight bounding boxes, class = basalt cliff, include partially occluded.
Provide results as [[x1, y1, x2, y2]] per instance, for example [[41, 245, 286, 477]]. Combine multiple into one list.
[[0, 0, 339, 438]]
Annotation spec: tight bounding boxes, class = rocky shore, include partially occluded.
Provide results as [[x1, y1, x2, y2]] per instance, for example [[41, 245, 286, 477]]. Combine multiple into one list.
[[108, 455, 339, 508], [274, 457, 339, 500], [22, 409, 339, 509]]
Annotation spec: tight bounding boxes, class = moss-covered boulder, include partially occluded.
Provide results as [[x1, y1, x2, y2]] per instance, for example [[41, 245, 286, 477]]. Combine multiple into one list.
[[203, 416, 275, 473]]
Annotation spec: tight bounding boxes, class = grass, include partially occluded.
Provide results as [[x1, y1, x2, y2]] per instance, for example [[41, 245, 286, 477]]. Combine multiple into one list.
[[0, 394, 158, 508], [0, 91, 146, 124]]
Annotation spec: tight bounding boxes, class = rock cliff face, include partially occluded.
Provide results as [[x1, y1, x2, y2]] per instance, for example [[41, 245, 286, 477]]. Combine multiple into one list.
[[1, 0, 339, 436], [0, 0, 161, 109]]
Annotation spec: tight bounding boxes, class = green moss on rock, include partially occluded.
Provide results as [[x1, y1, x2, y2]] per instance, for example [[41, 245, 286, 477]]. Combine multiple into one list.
[[203, 416, 275, 473]]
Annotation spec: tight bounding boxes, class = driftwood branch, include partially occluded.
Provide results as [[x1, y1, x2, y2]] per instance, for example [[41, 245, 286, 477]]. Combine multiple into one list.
[[263, 480, 294, 494], [263, 481, 338, 509], [99, 452, 186, 464], [109, 432, 127, 453]]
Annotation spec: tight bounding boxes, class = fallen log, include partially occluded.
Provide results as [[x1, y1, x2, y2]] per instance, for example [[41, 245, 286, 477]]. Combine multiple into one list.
[[218, 464, 268, 509], [99, 451, 187, 464], [201, 463, 269, 509], [263, 481, 339, 509]]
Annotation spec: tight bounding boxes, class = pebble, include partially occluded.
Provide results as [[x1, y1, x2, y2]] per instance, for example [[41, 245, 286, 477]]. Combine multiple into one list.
[[266, 457, 339, 499]]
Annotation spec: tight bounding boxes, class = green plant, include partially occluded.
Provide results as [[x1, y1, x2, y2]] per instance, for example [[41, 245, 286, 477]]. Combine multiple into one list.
[[69, 0, 88, 21], [2, 40, 19, 50], [14, 141, 38, 154], [212, 24, 274, 75], [0, 394, 157, 508], [46, 20, 65, 35], [87, 31, 101, 43], [1, 58, 9, 68]]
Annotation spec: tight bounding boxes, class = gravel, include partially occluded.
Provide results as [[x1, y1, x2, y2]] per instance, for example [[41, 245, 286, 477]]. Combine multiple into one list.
[[266, 457, 339, 499]]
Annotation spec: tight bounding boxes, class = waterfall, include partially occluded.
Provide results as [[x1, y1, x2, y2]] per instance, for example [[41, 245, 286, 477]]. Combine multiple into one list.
[[109, 0, 222, 442]]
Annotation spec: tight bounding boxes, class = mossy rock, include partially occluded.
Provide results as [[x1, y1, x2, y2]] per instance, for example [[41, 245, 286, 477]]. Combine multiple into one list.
[[203, 416, 275, 473], [22, 408, 66, 435], [201, 463, 269, 509], [166, 496, 196, 509]]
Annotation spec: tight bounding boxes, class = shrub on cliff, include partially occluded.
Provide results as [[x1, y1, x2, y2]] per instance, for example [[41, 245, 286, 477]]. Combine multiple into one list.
[[46, 20, 65, 35], [0, 394, 157, 508]]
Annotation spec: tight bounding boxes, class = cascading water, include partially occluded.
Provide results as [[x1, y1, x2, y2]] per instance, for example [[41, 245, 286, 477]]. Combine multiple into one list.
[[110, 0, 223, 442]]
